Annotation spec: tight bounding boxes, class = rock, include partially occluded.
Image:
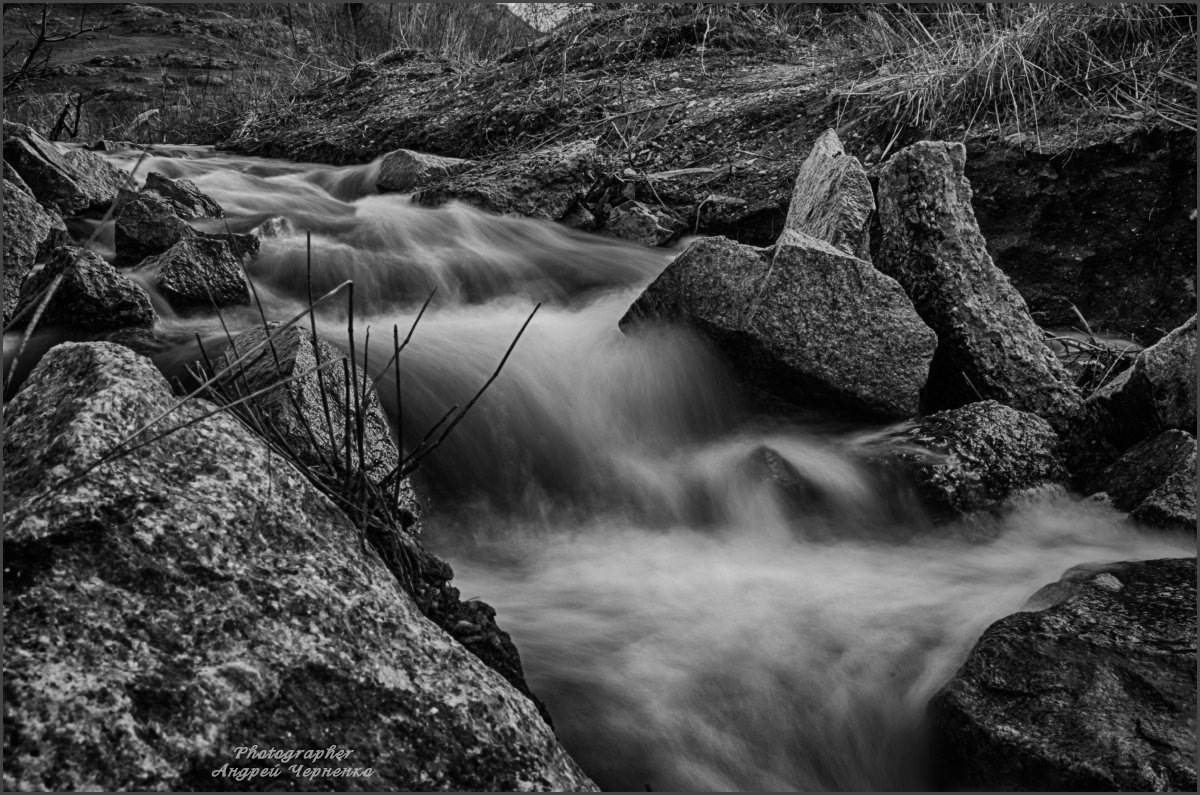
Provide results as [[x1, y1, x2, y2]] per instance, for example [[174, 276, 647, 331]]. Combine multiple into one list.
[[3, 121, 134, 215], [132, 237, 250, 311], [782, 128, 873, 260], [114, 190, 196, 266], [414, 140, 598, 221], [928, 557, 1197, 791], [214, 324, 407, 507], [857, 400, 1065, 521], [1089, 429, 1198, 533], [877, 140, 1084, 431], [143, 171, 224, 219], [12, 246, 156, 330], [2, 342, 596, 792], [605, 200, 683, 246], [1090, 315, 1196, 451], [621, 233, 936, 419], [198, 230, 260, 262], [561, 203, 597, 231], [376, 148, 475, 192], [4, 178, 69, 323], [3, 159, 33, 196]]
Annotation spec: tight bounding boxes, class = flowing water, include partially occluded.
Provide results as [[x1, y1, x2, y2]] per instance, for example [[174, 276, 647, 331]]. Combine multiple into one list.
[[8, 144, 1193, 792]]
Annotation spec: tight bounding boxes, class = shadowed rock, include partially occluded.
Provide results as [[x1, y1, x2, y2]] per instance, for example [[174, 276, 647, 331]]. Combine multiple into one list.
[[621, 233, 935, 419], [4, 178, 69, 323], [376, 148, 474, 192], [12, 246, 156, 330], [2, 342, 596, 792], [877, 140, 1084, 431], [1090, 429, 1196, 533], [1090, 315, 1196, 451], [143, 171, 224, 219], [928, 557, 1196, 791], [133, 237, 250, 311], [606, 200, 683, 246], [783, 128, 873, 260], [3, 121, 134, 215], [856, 400, 1065, 521], [114, 190, 196, 266], [414, 140, 598, 221]]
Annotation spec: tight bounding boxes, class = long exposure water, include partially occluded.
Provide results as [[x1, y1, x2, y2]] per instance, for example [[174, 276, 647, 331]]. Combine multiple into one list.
[[7, 144, 1193, 791]]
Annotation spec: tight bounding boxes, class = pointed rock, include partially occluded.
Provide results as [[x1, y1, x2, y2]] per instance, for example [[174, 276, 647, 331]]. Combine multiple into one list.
[[143, 171, 224, 219], [783, 128, 873, 260], [3, 121, 133, 215], [376, 149, 475, 192], [114, 190, 196, 266], [877, 140, 1084, 431], [4, 179, 69, 323]]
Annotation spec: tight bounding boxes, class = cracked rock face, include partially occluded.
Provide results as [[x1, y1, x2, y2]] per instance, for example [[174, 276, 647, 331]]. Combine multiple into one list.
[[2, 342, 597, 793], [928, 557, 1197, 792]]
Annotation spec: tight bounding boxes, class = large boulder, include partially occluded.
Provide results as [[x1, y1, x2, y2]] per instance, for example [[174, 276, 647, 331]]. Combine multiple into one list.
[[877, 141, 1084, 432], [605, 200, 683, 246], [2, 342, 596, 792], [3, 178, 69, 323], [376, 148, 474, 193], [3, 121, 134, 215], [620, 233, 936, 419], [928, 557, 1197, 791], [413, 140, 598, 221], [856, 400, 1065, 521], [143, 171, 224, 219], [1090, 315, 1196, 451], [114, 189, 196, 266], [12, 246, 156, 330], [782, 128, 873, 260], [132, 237, 250, 311]]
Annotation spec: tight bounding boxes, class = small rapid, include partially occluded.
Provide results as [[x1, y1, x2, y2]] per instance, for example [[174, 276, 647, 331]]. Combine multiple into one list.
[[8, 143, 1192, 792]]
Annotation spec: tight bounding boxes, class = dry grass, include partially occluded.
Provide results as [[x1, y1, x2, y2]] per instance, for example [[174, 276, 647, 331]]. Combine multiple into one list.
[[832, 4, 1197, 151]]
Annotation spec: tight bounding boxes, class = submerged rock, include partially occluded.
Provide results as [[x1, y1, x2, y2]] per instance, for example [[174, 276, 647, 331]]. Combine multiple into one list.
[[605, 200, 683, 246], [3, 121, 134, 215], [114, 189, 196, 266], [928, 557, 1197, 791], [620, 233, 935, 419], [877, 141, 1084, 431], [857, 400, 1065, 521], [376, 148, 474, 192], [133, 236, 250, 311], [413, 140, 598, 221], [2, 342, 596, 792], [1090, 315, 1196, 451], [143, 170, 224, 219], [12, 246, 156, 331], [3, 178, 69, 323], [783, 128, 873, 260]]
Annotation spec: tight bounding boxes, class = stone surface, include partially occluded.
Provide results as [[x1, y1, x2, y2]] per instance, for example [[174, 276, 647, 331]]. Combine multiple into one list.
[[3, 178, 69, 323], [621, 233, 936, 419], [143, 170, 224, 219], [133, 237, 250, 311], [198, 230, 260, 262], [2, 342, 597, 792], [414, 140, 598, 221], [783, 128, 873, 260], [1090, 315, 1196, 451], [857, 400, 1065, 521], [877, 140, 1084, 431], [114, 189, 196, 266], [12, 246, 156, 330], [3, 121, 134, 215], [1089, 429, 1199, 533], [928, 557, 1197, 791], [376, 148, 474, 192], [605, 200, 683, 246]]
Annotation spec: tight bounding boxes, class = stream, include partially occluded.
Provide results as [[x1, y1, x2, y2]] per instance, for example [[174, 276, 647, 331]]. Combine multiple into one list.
[[10, 144, 1193, 792]]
